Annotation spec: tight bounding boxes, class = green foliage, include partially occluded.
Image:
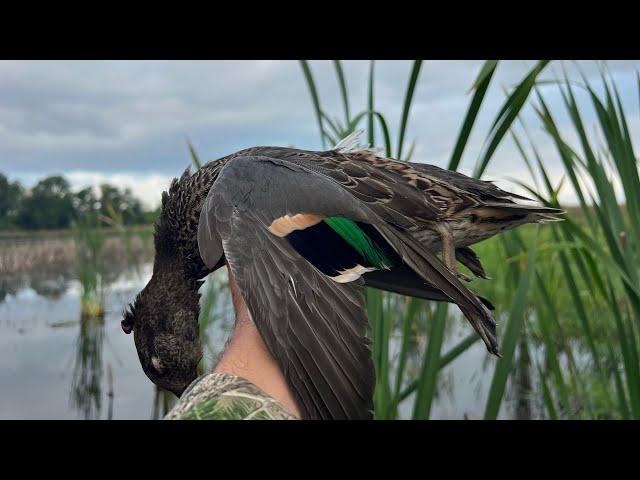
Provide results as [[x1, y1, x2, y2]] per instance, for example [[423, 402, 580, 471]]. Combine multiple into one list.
[[397, 61, 423, 159], [74, 215, 106, 317], [73, 187, 99, 218], [448, 60, 498, 170], [473, 60, 550, 178], [98, 184, 146, 225], [0, 173, 24, 228], [0, 173, 154, 231], [484, 233, 537, 419], [299, 60, 419, 160], [17, 175, 75, 230]]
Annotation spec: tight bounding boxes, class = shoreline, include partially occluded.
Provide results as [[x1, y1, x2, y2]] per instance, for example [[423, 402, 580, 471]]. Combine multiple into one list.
[[0, 225, 154, 241], [0, 230, 154, 277]]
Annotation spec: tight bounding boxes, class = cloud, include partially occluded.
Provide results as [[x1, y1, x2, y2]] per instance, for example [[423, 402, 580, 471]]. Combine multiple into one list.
[[64, 171, 173, 210], [1, 60, 639, 208]]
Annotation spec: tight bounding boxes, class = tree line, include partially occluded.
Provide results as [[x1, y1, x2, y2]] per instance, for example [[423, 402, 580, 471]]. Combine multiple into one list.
[[0, 172, 159, 230]]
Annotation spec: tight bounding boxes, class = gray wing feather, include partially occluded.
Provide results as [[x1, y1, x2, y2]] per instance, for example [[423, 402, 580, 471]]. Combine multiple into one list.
[[200, 156, 375, 419]]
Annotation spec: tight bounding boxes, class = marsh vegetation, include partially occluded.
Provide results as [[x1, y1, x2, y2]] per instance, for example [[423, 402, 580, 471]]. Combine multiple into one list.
[[299, 60, 640, 419]]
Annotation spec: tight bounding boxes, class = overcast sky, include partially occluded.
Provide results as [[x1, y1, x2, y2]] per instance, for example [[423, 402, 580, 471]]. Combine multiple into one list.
[[1, 60, 639, 208]]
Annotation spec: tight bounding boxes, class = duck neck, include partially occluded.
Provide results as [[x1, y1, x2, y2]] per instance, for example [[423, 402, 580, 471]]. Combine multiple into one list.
[[156, 163, 221, 280]]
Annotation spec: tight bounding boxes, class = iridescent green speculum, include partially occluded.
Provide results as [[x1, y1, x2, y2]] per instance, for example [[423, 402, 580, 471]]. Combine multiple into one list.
[[323, 216, 391, 269]]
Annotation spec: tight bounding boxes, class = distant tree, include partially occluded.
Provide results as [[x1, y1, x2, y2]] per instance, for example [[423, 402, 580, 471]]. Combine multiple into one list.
[[98, 184, 121, 218], [72, 187, 99, 220], [16, 175, 75, 230], [3, 173, 156, 231], [0, 173, 24, 229], [99, 183, 145, 225], [120, 188, 145, 225]]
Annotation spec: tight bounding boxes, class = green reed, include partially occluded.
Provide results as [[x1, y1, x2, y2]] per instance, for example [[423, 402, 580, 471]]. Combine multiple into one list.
[[509, 67, 640, 419], [300, 60, 639, 419], [73, 211, 154, 418], [74, 215, 106, 318]]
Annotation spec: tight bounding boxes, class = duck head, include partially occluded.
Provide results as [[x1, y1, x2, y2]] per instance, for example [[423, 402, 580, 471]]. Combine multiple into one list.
[[122, 262, 203, 397]]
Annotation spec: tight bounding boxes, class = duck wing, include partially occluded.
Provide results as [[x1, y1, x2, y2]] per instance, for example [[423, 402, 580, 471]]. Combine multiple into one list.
[[406, 161, 533, 203], [195, 150, 492, 300], [406, 161, 564, 223], [198, 155, 376, 419], [198, 153, 500, 419]]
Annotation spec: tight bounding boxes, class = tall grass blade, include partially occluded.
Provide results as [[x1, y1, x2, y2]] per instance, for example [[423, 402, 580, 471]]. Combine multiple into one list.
[[538, 363, 558, 420], [607, 281, 640, 418], [333, 60, 350, 125], [439, 333, 480, 369], [536, 276, 570, 411], [484, 232, 538, 419], [608, 343, 631, 419], [393, 297, 421, 398], [396, 60, 423, 159], [395, 332, 480, 406], [473, 60, 550, 178], [404, 139, 417, 162], [186, 138, 202, 170], [366, 288, 391, 418], [367, 61, 375, 148], [448, 60, 498, 171], [299, 60, 326, 148], [412, 303, 448, 419], [372, 111, 392, 157]]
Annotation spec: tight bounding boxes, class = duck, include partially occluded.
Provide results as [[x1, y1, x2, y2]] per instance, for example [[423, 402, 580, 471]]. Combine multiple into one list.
[[121, 132, 562, 419]]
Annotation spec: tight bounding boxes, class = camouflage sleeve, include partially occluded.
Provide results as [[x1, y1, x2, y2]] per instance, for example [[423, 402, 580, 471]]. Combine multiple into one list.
[[164, 372, 299, 420]]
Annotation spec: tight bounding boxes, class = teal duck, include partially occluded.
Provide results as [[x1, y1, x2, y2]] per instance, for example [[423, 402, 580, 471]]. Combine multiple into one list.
[[122, 132, 562, 419]]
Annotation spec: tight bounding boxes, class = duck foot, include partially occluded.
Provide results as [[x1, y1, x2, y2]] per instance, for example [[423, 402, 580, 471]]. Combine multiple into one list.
[[436, 223, 472, 281]]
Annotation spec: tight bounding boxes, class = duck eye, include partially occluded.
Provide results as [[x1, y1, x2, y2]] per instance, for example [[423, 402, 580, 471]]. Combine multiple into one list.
[[122, 305, 135, 334], [121, 318, 134, 334]]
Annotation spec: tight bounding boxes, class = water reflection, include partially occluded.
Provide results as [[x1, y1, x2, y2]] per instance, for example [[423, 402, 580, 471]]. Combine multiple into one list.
[[0, 270, 75, 303], [70, 313, 105, 419], [0, 234, 160, 419]]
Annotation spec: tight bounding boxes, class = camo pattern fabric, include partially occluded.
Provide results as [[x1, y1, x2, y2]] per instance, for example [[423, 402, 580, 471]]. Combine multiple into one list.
[[164, 372, 299, 420]]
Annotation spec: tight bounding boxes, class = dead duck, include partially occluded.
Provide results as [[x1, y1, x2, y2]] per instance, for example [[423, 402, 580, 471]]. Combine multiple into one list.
[[122, 132, 562, 418]]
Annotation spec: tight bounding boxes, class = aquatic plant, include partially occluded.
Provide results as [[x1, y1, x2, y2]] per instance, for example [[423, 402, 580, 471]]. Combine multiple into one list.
[[299, 60, 640, 419], [74, 215, 106, 318]]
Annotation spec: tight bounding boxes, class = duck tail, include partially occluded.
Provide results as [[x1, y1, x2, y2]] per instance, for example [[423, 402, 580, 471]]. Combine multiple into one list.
[[480, 201, 565, 216], [363, 264, 495, 310], [373, 223, 500, 356]]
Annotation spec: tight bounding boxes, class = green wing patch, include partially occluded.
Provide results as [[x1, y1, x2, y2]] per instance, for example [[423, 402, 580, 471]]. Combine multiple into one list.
[[324, 216, 391, 268]]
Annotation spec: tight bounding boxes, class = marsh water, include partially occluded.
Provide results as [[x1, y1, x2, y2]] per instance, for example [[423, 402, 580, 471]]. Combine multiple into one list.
[[0, 235, 542, 419]]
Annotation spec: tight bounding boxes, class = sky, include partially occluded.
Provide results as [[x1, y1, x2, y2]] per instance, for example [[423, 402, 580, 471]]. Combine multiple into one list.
[[1, 60, 639, 208]]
